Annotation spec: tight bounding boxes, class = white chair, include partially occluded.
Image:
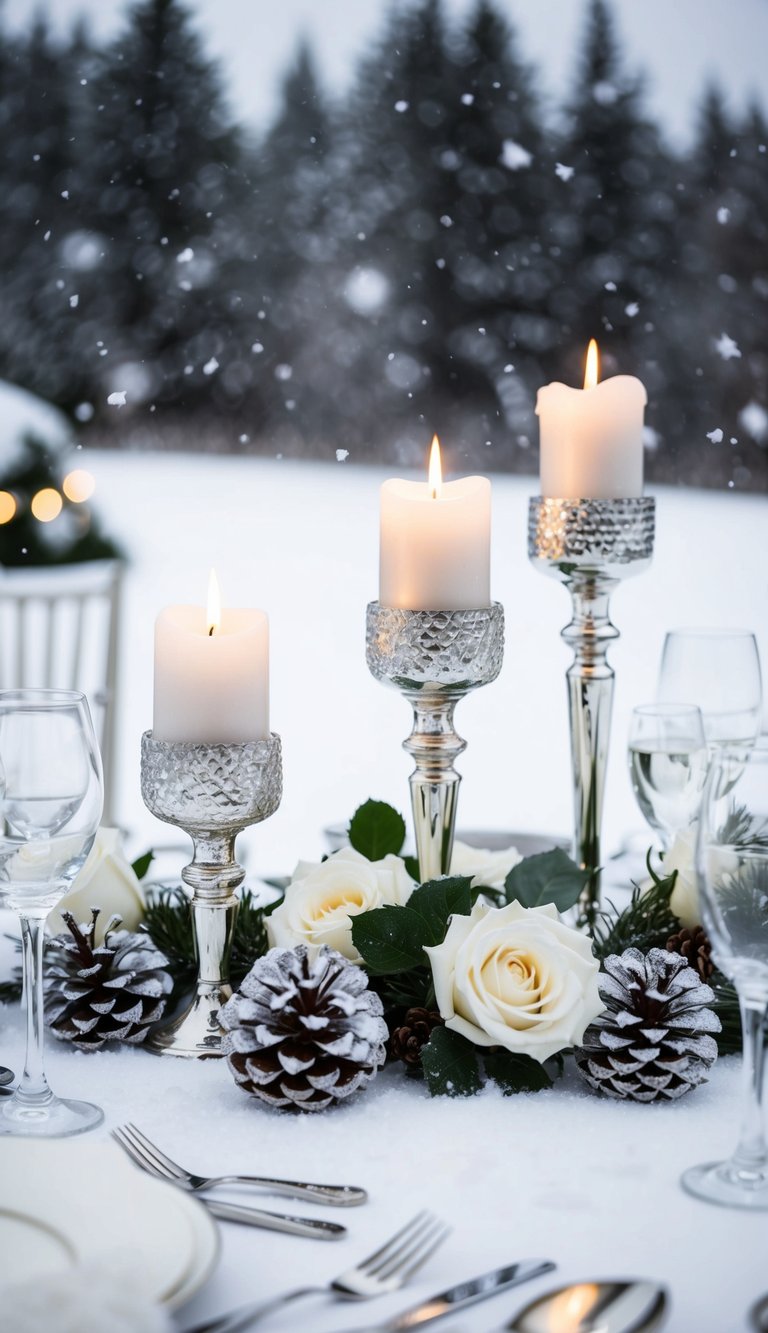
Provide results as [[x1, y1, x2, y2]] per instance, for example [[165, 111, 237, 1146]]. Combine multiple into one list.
[[0, 560, 123, 825]]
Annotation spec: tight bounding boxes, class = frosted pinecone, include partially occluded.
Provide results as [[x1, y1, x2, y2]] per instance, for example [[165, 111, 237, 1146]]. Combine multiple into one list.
[[220, 945, 388, 1112], [45, 910, 173, 1050], [574, 947, 721, 1103]]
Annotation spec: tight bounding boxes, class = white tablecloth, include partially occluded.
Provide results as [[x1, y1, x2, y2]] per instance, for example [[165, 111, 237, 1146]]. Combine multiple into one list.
[[0, 991, 763, 1333]]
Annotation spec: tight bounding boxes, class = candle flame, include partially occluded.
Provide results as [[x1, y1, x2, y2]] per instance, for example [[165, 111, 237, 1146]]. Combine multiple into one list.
[[584, 338, 600, 390], [428, 434, 443, 499], [207, 568, 221, 636]]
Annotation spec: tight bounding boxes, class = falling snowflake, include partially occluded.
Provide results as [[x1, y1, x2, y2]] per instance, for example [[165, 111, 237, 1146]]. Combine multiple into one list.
[[625, 302, 639, 318], [604, 281, 617, 292], [500, 140, 532, 170], [714, 333, 742, 361], [336, 449, 349, 462], [739, 401, 768, 442], [202, 357, 219, 375], [394, 100, 409, 113], [716, 207, 730, 225], [107, 391, 127, 407], [461, 93, 474, 106], [592, 81, 618, 105], [706, 428, 724, 443], [555, 163, 574, 181], [275, 364, 293, 381], [69, 295, 79, 309], [177, 247, 194, 263], [251, 342, 264, 354], [439, 215, 453, 228]]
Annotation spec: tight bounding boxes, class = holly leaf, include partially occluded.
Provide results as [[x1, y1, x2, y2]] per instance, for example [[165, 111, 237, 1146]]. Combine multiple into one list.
[[504, 848, 588, 912], [406, 876, 473, 947], [351, 905, 425, 974], [404, 855, 421, 882], [421, 1026, 482, 1097], [131, 850, 154, 881], [348, 800, 406, 860], [483, 1049, 554, 1095]]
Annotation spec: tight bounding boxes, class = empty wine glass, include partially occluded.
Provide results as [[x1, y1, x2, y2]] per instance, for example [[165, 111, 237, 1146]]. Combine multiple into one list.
[[0, 690, 103, 1137], [628, 703, 708, 850], [658, 629, 763, 747], [681, 737, 768, 1209]]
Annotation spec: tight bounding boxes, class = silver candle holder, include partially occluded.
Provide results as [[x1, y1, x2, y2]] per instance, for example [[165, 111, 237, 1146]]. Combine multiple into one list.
[[140, 731, 282, 1058], [366, 602, 504, 883], [528, 497, 655, 919]]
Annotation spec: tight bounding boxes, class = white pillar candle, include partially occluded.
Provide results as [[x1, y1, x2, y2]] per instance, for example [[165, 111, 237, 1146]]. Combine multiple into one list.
[[153, 571, 269, 744], [537, 340, 647, 499], [379, 436, 491, 611]]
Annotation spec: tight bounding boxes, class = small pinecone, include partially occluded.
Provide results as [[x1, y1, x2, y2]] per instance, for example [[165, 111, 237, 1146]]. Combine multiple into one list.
[[45, 910, 173, 1050], [574, 947, 721, 1103], [388, 1008, 444, 1069], [220, 945, 388, 1112], [666, 925, 713, 984]]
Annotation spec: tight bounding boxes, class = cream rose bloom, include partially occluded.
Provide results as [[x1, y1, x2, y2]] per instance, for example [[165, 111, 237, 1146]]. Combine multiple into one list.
[[267, 847, 414, 961], [663, 828, 699, 928], [425, 899, 603, 1063], [449, 839, 522, 891], [46, 828, 145, 944]]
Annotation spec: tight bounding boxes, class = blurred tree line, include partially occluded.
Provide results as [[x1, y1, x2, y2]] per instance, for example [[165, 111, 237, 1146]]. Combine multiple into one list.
[[0, 0, 766, 490]]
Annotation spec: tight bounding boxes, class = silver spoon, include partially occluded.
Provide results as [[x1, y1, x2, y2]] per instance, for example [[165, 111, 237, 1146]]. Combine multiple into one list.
[[504, 1279, 668, 1332]]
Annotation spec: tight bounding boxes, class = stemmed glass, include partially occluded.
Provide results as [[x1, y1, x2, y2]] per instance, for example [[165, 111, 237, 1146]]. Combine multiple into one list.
[[0, 690, 104, 1137], [658, 629, 763, 747], [628, 703, 708, 850], [681, 738, 768, 1209]]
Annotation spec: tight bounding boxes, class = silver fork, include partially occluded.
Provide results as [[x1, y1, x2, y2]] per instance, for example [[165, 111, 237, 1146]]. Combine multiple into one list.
[[187, 1211, 450, 1333], [111, 1126, 346, 1241], [114, 1122, 367, 1205]]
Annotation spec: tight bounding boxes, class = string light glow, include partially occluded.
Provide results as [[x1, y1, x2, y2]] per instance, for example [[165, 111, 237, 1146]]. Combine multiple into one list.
[[30, 488, 63, 523], [63, 469, 96, 503], [0, 491, 17, 524]]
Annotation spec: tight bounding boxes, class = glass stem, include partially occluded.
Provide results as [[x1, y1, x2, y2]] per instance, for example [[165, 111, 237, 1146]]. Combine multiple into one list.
[[18, 914, 53, 1107], [732, 993, 768, 1174]]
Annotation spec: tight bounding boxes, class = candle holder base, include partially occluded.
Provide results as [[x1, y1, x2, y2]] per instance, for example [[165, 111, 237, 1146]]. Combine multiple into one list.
[[140, 731, 282, 1058], [366, 602, 504, 882], [528, 497, 655, 919]]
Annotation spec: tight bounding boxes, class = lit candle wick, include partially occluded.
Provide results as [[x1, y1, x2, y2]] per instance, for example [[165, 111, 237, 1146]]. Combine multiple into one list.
[[207, 568, 221, 637], [428, 434, 443, 500]]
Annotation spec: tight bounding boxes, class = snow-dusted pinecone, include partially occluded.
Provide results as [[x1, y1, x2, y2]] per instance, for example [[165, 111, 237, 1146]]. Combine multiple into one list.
[[388, 1007, 444, 1069], [220, 945, 388, 1112], [45, 910, 172, 1050], [666, 924, 714, 984], [574, 947, 721, 1103]]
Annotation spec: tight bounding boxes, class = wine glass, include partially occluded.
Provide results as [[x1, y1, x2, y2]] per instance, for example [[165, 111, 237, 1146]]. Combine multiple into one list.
[[0, 689, 104, 1137], [681, 737, 768, 1209], [658, 629, 763, 747], [628, 703, 708, 850]]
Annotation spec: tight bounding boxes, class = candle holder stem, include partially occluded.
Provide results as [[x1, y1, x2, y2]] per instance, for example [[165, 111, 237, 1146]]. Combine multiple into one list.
[[404, 692, 466, 883], [563, 573, 619, 917]]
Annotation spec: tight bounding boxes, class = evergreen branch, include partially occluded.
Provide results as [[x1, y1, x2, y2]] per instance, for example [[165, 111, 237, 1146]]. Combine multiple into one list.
[[142, 885, 279, 1003], [590, 857, 679, 960]]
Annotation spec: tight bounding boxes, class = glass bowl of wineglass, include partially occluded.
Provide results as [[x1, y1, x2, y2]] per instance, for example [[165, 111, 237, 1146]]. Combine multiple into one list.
[[658, 629, 763, 748], [681, 736, 768, 1209], [628, 703, 708, 851], [0, 689, 103, 1137]]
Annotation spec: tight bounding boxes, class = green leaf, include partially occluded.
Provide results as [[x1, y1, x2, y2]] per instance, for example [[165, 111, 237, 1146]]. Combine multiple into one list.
[[131, 850, 154, 881], [351, 906, 426, 974], [406, 876, 473, 946], [504, 848, 589, 912], [348, 800, 406, 860], [483, 1049, 554, 1095], [404, 855, 421, 882], [421, 1026, 482, 1097]]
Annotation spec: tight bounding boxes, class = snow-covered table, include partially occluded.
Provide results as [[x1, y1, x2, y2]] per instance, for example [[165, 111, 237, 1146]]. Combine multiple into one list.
[[0, 993, 762, 1333]]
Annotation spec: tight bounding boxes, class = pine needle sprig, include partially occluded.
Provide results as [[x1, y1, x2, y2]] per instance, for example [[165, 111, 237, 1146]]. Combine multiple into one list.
[[591, 856, 679, 961], [142, 885, 278, 1002]]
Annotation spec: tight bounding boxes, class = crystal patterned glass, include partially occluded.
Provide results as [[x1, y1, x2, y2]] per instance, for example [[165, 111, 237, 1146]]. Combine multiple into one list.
[[628, 703, 708, 850], [658, 629, 763, 748], [0, 690, 104, 1137], [681, 738, 768, 1208]]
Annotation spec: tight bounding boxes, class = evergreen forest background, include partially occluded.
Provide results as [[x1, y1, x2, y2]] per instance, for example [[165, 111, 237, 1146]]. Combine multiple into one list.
[[1, 0, 767, 491]]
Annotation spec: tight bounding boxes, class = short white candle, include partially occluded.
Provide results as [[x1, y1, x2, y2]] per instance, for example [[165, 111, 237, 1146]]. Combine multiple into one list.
[[153, 570, 269, 744], [379, 437, 491, 611], [537, 340, 647, 499]]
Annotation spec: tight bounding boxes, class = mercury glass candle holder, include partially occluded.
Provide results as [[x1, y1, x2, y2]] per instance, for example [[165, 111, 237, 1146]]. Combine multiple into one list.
[[140, 731, 282, 1058], [366, 602, 504, 882], [528, 497, 655, 919]]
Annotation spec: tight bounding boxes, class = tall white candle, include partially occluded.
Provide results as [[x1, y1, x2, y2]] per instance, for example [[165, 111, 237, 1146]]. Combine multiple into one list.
[[153, 571, 269, 744], [379, 437, 491, 611], [537, 340, 647, 499]]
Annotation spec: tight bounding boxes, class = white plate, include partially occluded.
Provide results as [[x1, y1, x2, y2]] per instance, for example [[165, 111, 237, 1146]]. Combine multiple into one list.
[[0, 1208, 76, 1284], [0, 1140, 219, 1308]]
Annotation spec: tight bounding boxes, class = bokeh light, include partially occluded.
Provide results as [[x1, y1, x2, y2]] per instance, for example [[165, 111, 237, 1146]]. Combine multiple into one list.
[[0, 491, 17, 524], [31, 488, 63, 523], [63, 469, 96, 503]]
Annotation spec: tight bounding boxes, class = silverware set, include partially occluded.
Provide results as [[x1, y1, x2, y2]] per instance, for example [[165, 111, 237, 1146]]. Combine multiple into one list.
[[111, 1123, 679, 1332]]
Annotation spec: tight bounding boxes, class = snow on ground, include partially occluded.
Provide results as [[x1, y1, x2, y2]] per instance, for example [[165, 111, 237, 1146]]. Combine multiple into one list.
[[77, 449, 767, 875]]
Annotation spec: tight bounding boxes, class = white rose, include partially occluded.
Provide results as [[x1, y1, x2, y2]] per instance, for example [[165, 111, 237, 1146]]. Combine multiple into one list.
[[449, 839, 522, 891], [425, 899, 603, 1064], [267, 847, 414, 961], [663, 828, 699, 928], [47, 828, 145, 944]]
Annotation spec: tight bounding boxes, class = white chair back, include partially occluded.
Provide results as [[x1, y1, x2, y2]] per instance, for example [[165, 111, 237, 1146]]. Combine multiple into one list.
[[0, 560, 123, 825]]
